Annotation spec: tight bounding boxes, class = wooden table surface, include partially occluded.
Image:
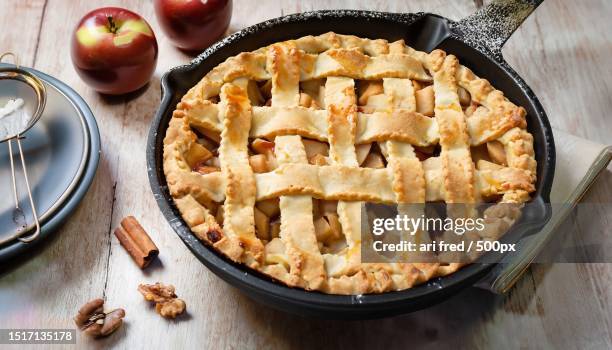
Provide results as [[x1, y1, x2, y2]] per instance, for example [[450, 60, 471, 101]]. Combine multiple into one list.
[[1, 0, 611, 349]]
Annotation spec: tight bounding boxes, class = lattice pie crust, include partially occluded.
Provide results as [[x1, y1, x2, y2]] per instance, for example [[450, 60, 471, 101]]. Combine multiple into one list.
[[163, 32, 536, 295]]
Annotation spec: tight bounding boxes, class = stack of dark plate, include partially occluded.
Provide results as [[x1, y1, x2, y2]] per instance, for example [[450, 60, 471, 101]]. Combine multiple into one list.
[[0, 64, 100, 263]]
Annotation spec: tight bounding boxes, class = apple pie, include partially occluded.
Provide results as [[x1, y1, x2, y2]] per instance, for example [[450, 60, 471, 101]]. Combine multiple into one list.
[[163, 32, 536, 295]]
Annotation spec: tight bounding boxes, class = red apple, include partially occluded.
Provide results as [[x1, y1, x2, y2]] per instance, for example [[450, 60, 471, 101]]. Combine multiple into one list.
[[71, 7, 158, 95], [154, 0, 232, 52]]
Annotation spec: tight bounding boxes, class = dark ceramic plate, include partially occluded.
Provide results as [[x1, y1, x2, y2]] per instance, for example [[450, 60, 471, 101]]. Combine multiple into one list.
[[0, 65, 100, 263], [148, 1, 554, 319]]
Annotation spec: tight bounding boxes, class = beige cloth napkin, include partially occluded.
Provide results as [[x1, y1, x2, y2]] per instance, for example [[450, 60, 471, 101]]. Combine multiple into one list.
[[478, 128, 612, 293]]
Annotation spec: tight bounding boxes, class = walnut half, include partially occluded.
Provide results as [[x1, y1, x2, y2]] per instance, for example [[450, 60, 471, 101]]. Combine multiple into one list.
[[74, 298, 125, 337], [138, 282, 186, 319]]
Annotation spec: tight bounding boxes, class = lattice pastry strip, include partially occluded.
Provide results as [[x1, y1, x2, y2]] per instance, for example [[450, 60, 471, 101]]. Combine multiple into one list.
[[217, 80, 263, 266], [431, 54, 478, 271], [383, 79, 439, 286], [184, 103, 440, 147], [165, 152, 531, 229], [163, 32, 538, 295], [322, 77, 363, 290], [433, 53, 478, 218], [266, 43, 326, 289], [274, 136, 326, 289], [253, 163, 531, 203]]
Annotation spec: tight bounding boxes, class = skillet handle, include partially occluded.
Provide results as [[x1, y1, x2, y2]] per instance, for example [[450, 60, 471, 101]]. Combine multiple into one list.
[[451, 0, 543, 59]]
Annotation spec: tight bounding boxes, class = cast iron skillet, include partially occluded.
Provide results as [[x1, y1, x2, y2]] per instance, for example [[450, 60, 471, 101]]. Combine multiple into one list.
[[148, 0, 554, 319]]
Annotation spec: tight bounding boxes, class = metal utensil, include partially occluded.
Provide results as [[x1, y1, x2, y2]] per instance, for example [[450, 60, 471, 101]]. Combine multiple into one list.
[[0, 53, 47, 243]]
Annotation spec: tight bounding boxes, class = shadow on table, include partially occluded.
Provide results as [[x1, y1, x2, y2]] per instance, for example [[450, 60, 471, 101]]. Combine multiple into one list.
[[231, 275, 543, 350]]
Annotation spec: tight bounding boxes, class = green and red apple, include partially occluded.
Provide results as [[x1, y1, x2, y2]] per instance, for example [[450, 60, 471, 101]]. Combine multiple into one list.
[[71, 7, 158, 95]]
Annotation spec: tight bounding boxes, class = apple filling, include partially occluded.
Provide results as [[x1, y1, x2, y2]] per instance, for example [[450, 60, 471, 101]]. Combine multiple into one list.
[[253, 198, 280, 242], [189, 127, 221, 174], [301, 138, 328, 165], [248, 138, 277, 173], [312, 199, 347, 253], [185, 75, 510, 255]]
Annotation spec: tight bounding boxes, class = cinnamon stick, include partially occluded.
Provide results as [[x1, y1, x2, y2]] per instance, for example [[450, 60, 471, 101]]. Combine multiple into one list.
[[114, 216, 159, 268]]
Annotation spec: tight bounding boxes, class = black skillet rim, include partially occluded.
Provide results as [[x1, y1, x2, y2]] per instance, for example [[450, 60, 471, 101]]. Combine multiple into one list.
[[147, 10, 555, 311]]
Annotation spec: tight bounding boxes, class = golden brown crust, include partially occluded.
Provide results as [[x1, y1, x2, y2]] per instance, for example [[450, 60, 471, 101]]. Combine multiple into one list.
[[163, 32, 537, 295]]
